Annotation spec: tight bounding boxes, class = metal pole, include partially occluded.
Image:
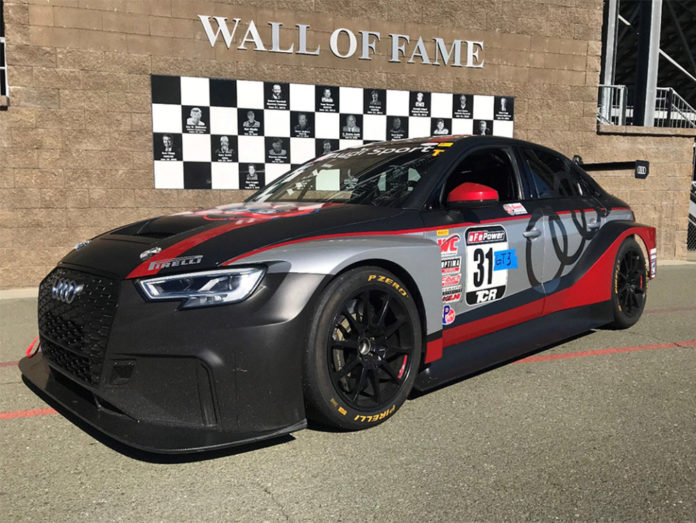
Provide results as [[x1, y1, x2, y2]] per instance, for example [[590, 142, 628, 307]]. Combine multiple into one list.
[[634, 0, 663, 126], [600, 0, 619, 122]]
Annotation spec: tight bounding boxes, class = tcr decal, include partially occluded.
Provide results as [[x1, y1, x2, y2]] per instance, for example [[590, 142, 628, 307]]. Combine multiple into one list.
[[465, 225, 508, 306], [442, 304, 456, 325]]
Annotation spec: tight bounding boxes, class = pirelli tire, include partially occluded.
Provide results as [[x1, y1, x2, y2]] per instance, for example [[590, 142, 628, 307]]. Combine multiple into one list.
[[608, 238, 648, 329], [303, 267, 422, 431]]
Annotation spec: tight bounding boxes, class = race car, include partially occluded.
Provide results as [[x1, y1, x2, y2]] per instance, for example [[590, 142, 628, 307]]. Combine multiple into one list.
[[19, 136, 656, 453]]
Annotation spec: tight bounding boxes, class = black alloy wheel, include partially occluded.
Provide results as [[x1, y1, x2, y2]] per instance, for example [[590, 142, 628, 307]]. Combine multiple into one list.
[[609, 238, 647, 329], [303, 267, 421, 430]]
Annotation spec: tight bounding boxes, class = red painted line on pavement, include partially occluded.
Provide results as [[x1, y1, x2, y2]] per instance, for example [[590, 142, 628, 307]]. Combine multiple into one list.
[[0, 361, 18, 368], [645, 306, 696, 314], [514, 339, 696, 364], [0, 408, 56, 420], [2, 340, 694, 421]]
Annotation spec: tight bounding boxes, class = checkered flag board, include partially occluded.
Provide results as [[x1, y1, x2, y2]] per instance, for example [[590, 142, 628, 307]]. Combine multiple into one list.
[[151, 75, 515, 190]]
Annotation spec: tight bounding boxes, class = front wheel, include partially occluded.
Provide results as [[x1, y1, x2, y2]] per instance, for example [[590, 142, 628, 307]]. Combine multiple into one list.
[[303, 267, 422, 430], [608, 238, 647, 329]]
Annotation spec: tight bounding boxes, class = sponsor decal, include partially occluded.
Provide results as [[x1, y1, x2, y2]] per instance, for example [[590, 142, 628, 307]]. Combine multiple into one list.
[[649, 248, 657, 279], [438, 234, 460, 257], [441, 257, 461, 274], [367, 274, 407, 296], [493, 249, 518, 270], [503, 202, 527, 216], [442, 285, 463, 303], [442, 304, 456, 325], [148, 254, 203, 271], [442, 274, 461, 287], [465, 225, 507, 305], [436, 229, 450, 236], [353, 405, 396, 423], [466, 227, 507, 245], [431, 142, 453, 157]]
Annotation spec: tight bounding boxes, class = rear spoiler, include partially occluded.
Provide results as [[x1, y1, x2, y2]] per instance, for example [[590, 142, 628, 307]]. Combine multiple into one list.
[[572, 155, 649, 179]]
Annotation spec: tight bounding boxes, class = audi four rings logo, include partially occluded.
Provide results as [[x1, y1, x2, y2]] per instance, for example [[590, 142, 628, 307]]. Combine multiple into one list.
[[51, 279, 84, 303]]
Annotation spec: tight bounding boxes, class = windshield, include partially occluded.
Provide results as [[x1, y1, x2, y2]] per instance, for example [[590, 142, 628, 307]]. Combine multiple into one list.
[[248, 142, 443, 207]]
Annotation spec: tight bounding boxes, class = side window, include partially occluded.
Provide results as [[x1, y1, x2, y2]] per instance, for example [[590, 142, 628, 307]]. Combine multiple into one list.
[[441, 148, 520, 204], [522, 148, 581, 198]]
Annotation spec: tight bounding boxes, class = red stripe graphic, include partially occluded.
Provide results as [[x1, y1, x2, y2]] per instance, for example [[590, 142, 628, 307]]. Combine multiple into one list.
[[0, 408, 56, 420], [514, 339, 696, 364], [2, 339, 690, 421], [442, 226, 655, 349], [222, 207, 631, 266], [127, 220, 260, 279]]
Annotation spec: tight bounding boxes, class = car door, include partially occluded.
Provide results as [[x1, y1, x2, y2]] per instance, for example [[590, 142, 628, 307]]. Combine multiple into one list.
[[516, 146, 605, 307], [420, 146, 546, 345]]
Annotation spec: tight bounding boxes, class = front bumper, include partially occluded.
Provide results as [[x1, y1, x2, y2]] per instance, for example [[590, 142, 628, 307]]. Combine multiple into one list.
[[20, 269, 327, 454], [20, 354, 306, 453]]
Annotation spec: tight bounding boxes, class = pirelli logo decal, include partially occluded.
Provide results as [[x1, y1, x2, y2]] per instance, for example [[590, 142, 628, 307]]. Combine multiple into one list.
[[148, 255, 203, 271]]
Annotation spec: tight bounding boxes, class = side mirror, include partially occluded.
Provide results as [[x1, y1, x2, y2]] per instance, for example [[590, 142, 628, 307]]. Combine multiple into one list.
[[447, 182, 499, 206]]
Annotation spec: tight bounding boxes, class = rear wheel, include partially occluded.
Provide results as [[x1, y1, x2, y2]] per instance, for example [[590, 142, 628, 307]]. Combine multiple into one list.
[[608, 238, 647, 329], [303, 267, 421, 430]]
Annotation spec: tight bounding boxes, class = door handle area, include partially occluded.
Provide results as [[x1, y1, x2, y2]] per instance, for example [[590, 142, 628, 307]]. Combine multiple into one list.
[[523, 228, 541, 239]]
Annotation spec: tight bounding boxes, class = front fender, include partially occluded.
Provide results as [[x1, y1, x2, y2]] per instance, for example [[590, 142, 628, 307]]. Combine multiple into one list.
[[230, 235, 443, 338]]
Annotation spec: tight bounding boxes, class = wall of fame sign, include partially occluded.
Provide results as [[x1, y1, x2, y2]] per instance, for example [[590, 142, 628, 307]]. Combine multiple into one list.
[[150, 74, 515, 190]]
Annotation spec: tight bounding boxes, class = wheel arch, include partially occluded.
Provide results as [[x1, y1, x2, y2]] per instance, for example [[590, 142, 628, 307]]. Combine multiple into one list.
[[330, 258, 429, 356]]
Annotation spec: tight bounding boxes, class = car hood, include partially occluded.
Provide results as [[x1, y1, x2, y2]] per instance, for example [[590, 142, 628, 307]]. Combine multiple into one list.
[[59, 202, 406, 280]]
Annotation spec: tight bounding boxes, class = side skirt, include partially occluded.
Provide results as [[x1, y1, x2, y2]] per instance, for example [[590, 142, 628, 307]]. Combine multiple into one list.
[[414, 301, 613, 391]]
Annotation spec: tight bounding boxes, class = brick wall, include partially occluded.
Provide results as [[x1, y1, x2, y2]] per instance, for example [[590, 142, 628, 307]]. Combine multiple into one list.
[[1, 0, 694, 287]]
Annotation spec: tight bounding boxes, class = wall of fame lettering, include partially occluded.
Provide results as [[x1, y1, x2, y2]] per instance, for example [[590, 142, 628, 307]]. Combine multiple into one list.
[[150, 74, 515, 190]]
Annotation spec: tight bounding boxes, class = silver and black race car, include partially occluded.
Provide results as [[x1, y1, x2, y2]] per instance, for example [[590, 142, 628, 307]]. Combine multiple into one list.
[[20, 136, 657, 453]]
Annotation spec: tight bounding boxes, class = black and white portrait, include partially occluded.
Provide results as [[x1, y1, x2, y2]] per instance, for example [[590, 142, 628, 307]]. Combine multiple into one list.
[[239, 163, 265, 190], [265, 137, 289, 164], [432, 118, 451, 136], [453, 94, 473, 119], [291, 112, 314, 138], [409, 91, 430, 117], [154, 133, 181, 161], [341, 114, 362, 139], [473, 119, 493, 135], [315, 139, 338, 157], [264, 82, 289, 110], [212, 135, 237, 162], [238, 109, 264, 136], [183, 106, 209, 134], [364, 89, 386, 115], [387, 116, 408, 140], [494, 96, 514, 121], [316, 85, 339, 112]]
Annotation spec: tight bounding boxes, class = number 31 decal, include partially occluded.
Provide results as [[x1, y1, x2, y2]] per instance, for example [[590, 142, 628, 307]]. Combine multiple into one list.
[[465, 226, 510, 305]]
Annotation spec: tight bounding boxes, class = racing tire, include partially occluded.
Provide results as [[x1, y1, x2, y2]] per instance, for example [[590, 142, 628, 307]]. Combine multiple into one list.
[[303, 267, 422, 430], [608, 238, 647, 329]]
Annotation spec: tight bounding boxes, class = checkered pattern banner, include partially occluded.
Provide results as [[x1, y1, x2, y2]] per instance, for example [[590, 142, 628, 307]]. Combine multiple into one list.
[[151, 75, 515, 190]]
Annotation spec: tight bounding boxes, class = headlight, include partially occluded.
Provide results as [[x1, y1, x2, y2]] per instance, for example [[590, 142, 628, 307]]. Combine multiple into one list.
[[138, 267, 265, 309]]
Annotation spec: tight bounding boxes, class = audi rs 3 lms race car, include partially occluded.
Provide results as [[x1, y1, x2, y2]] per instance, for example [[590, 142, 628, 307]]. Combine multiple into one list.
[[20, 136, 656, 453]]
